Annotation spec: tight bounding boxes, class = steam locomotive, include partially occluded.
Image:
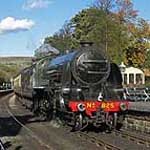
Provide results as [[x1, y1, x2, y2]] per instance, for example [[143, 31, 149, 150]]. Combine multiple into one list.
[[14, 43, 129, 131]]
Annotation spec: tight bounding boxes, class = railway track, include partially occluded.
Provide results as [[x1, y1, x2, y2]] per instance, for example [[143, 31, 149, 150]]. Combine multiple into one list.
[[63, 123, 149, 150], [2, 94, 116, 150], [0, 94, 53, 150], [1, 94, 150, 150], [0, 140, 5, 150], [76, 131, 122, 150], [4, 103, 53, 149], [63, 125, 123, 150], [114, 129, 150, 147]]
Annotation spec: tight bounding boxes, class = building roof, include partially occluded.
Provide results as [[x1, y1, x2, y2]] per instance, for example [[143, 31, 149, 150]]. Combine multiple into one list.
[[124, 67, 144, 74]]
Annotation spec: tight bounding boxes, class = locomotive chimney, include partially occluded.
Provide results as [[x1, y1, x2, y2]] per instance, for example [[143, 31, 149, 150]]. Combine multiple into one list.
[[80, 41, 93, 47]]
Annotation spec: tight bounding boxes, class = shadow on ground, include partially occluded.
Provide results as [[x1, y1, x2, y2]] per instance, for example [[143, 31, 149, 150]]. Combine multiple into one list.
[[0, 114, 43, 149]]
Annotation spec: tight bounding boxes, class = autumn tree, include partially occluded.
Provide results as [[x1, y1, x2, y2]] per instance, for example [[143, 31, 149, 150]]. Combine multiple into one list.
[[70, 7, 130, 62], [125, 18, 150, 67], [44, 0, 150, 68], [145, 49, 150, 69], [108, 0, 137, 63], [115, 0, 138, 23]]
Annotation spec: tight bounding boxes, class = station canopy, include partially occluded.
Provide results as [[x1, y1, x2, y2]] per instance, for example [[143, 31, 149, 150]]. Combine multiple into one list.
[[34, 44, 60, 59]]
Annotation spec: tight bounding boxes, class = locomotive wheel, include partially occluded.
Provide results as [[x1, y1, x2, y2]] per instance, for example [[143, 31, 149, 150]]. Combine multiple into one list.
[[116, 115, 125, 130], [32, 96, 39, 115], [106, 113, 117, 131], [73, 114, 83, 131], [38, 93, 53, 120]]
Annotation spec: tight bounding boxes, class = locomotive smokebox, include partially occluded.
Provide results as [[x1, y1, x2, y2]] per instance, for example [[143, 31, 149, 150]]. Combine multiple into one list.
[[72, 46, 110, 85]]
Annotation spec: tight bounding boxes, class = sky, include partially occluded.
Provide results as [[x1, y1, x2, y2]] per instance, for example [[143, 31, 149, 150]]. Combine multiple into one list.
[[0, 0, 150, 56]]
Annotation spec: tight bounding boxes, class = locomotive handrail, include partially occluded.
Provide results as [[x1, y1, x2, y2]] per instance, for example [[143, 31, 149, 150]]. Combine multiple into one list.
[[0, 89, 13, 93], [83, 60, 108, 63], [46, 70, 58, 74], [87, 71, 108, 74], [0, 89, 13, 97]]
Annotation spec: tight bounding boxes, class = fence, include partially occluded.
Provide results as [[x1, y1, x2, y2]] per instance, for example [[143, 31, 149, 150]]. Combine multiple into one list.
[[124, 87, 150, 102]]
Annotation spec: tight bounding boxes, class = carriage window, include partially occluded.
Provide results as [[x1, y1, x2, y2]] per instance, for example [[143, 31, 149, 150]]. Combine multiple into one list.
[[129, 74, 134, 84]]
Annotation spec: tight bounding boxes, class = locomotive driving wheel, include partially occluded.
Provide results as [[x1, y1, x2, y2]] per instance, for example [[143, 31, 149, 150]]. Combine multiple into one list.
[[116, 115, 125, 130], [106, 112, 117, 131], [73, 113, 83, 131], [38, 92, 53, 120]]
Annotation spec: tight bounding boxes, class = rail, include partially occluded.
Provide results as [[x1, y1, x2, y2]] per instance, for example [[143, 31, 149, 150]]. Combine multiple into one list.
[[63, 125, 122, 150], [0, 89, 13, 97], [3, 97, 52, 149], [0, 140, 5, 150], [76, 132, 122, 150], [115, 129, 150, 147]]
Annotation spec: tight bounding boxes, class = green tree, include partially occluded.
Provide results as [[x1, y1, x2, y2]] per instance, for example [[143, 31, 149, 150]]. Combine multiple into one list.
[[44, 22, 74, 54], [145, 49, 150, 69], [125, 18, 150, 68], [70, 7, 130, 63], [43, 0, 150, 68]]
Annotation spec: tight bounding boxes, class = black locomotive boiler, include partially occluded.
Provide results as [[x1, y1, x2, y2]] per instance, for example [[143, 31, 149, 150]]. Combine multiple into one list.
[[14, 43, 129, 131]]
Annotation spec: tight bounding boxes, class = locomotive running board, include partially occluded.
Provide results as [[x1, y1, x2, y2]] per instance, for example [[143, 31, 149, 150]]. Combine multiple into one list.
[[87, 71, 108, 74], [83, 60, 108, 63]]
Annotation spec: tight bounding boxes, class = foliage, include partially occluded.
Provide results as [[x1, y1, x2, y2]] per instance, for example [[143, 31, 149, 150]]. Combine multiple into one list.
[[124, 18, 150, 67], [0, 64, 21, 83], [145, 77, 150, 87], [44, 0, 150, 69], [94, 0, 114, 12], [125, 42, 146, 67], [144, 50, 150, 69], [44, 22, 74, 54], [115, 0, 138, 23], [69, 5, 133, 63]]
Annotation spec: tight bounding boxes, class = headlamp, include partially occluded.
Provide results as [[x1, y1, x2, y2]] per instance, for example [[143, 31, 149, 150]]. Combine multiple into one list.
[[77, 103, 86, 112], [120, 103, 127, 111]]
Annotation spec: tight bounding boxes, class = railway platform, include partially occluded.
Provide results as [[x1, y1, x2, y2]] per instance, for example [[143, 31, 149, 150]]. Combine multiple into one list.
[[129, 102, 150, 112]]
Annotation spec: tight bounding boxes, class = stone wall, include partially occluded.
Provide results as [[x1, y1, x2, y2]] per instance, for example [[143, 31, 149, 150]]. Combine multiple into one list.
[[123, 115, 150, 134]]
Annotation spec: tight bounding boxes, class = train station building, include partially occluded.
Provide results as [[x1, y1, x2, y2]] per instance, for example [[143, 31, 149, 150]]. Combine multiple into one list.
[[119, 62, 145, 86]]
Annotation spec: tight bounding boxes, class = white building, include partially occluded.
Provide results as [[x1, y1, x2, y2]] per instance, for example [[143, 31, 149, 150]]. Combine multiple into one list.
[[119, 62, 145, 86]]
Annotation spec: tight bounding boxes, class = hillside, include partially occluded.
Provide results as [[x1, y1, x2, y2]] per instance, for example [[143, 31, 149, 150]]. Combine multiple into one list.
[[0, 56, 33, 83], [0, 56, 33, 65]]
